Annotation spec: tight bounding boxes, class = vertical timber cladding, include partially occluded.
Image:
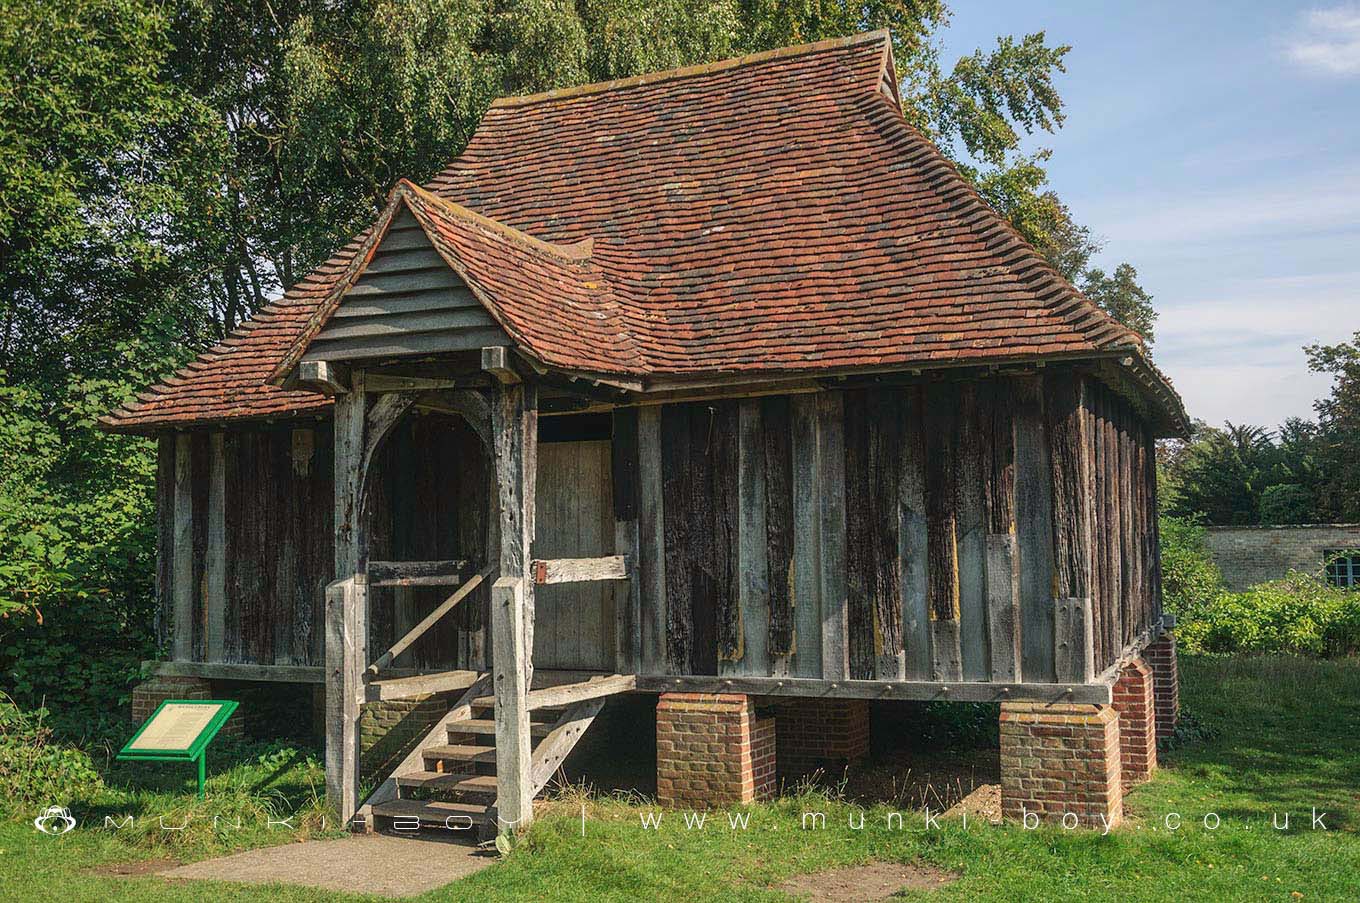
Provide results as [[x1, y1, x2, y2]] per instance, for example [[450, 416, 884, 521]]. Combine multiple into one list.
[[222, 424, 334, 667], [659, 401, 739, 675]]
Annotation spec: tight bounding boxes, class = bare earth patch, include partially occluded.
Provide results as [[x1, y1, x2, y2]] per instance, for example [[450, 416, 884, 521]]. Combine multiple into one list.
[[944, 782, 1002, 823], [86, 858, 179, 878], [780, 861, 958, 901]]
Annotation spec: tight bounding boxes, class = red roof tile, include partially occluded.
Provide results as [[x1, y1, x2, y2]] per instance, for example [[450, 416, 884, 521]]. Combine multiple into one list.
[[102, 29, 1186, 434]]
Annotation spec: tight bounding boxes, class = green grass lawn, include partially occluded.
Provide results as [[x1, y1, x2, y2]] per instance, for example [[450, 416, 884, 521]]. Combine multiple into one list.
[[3, 654, 1359, 901]]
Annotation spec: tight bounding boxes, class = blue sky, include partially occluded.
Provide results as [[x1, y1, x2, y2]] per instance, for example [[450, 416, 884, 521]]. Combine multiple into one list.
[[937, 1, 1358, 429]]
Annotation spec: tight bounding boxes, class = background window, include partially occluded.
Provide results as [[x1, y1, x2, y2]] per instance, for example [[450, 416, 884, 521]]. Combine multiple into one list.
[[1324, 550, 1360, 588]]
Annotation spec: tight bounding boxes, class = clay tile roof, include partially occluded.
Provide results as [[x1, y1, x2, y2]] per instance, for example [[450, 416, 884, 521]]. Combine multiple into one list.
[[102, 29, 1187, 435]]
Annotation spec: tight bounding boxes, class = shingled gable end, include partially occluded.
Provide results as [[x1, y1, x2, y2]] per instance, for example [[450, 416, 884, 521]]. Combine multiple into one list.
[[111, 30, 1186, 836]]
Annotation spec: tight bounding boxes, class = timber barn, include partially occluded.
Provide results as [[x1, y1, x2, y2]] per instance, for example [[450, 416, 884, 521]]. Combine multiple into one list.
[[103, 30, 1188, 833]]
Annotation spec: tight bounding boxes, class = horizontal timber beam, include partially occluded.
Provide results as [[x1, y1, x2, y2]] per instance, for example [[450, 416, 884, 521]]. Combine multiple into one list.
[[367, 559, 468, 587], [532, 555, 628, 585], [634, 674, 1113, 705], [145, 660, 456, 685]]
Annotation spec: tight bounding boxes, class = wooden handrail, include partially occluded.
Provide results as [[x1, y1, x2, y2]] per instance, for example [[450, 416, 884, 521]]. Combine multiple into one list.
[[366, 565, 495, 676]]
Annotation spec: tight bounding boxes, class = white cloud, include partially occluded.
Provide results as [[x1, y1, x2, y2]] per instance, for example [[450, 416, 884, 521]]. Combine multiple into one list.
[[1286, 5, 1360, 75]]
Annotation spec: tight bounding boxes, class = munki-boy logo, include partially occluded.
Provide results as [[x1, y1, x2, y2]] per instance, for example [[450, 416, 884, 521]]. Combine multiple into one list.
[[34, 806, 77, 835]]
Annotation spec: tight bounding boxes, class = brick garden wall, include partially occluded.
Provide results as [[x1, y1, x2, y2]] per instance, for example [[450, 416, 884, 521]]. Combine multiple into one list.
[[1203, 524, 1360, 590]]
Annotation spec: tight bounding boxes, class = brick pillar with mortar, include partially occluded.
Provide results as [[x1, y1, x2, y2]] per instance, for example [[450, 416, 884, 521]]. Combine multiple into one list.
[[656, 693, 776, 807], [773, 699, 870, 780], [1144, 629, 1180, 741], [131, 675, 242, 737], [1111, 657, 1157, 789], [999, 703, 1122, 828]]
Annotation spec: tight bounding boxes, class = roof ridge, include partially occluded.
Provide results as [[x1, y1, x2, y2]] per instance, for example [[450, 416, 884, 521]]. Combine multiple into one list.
[[489, 29, 890, 109], [398, 180, 593, 264]]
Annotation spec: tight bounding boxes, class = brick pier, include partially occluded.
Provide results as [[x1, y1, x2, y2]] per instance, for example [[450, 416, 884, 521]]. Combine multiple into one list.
[[999, 703, 1122, 827], [655, 693, 775, 807]]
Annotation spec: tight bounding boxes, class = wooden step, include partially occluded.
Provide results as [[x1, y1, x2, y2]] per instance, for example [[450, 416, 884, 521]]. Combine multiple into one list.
[[422, 743, 497, 765], [371, 798, 491, 831], [446, 718, 552, 739], [395, 771, 497, 800]]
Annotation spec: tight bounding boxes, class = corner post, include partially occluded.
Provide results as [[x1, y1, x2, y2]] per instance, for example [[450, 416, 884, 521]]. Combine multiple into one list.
[[327, 371, 368, 826], [489, 373, 537, 832], [325, 575, 366, 826]]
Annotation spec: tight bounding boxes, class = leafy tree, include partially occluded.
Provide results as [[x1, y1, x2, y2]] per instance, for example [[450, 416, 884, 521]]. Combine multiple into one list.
[[1305, 331, 1360, 522], [1081, 262, 1157, 346], [163, 0, 1104, 336]]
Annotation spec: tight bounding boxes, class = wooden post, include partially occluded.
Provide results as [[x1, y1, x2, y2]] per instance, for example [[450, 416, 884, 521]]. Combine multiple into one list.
[[491, 381, 537, 833], [334, 371, 367, 578], [172, 433, 194, 661], [325, 575, 366, 826], [205, 432, 227, 662], [491, 576, 532, 829], [732, 399, 770, 676], [327, 371, 366, 825]]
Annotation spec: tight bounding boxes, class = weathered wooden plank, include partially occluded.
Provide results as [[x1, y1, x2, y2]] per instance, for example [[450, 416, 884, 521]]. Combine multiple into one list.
[[530, 699, 605, 796], [612, 409, 642, 673], [190, 433, 210, 662], [843, 390, 875, 679], [324, 576, 366, 825], [361, 247, 447, 275], [532, 555, 628, 584], [983, 379, 1016, 533], [985, 533, 1021, 681], [304, 326, 512, 363], [318, 307, 498, 341], [1045, 372, 1094, 684], [899, 386, 932, 680], [155, 436, 174, 651], [637, 406, 667, 674], [205, 432, 227, 662], [491, 576, 532, 834], [1101, 390, 1124, 652], [349, 267, 466, 296], [816, 393, 848, 681], [1117, 399, 1136, 646], [149, 659, 324, 683], [762, 396, 794, 669], [955, 384, 989, 681], [365, 668, 482, 702], [790, 395, 823, 677], [733, 399, 770, 676], [925, 384, 962, 681], [660, 404, 694, 674], [713, 401, 741, 670], [1054, 596, 1095, 683], [1013, 374, 1056, 682], [635, 674, 1112, 705], [368, 559, 468, 585], [172, 433, 194, 661]]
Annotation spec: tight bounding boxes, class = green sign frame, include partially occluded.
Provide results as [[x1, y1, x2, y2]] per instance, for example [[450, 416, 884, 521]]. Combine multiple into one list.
[[117, 699, 238, 797]]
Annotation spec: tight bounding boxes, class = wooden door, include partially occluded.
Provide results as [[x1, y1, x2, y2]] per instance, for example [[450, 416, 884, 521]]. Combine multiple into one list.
[[533, 440, 616, 670]]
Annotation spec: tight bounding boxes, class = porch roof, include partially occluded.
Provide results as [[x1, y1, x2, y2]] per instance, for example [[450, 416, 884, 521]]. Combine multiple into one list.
[[101, 29, 1188, 436]]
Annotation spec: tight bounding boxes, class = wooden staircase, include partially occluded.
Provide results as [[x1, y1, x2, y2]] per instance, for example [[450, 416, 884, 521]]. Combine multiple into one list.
[[364, 673, 633, 837]]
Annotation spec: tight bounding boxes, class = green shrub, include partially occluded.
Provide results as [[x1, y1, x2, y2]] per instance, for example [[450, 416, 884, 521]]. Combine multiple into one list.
[[0, 695, 103, 813], [1178, 571, 1360, 657], [1158, 515, 1225, 620]]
